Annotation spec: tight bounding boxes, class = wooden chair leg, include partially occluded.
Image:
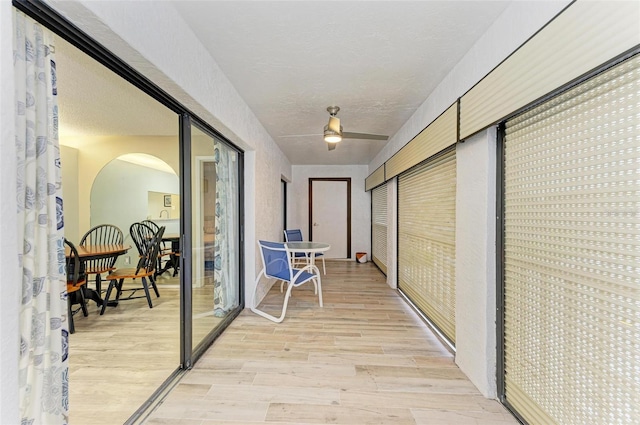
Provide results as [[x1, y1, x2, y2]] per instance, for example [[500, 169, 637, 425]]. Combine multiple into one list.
[[115, 279, 125, 301], [142, 277, 153, 308], [95, 273, 102, 294], [100, 280, 122, 316], [150, 275, 160, 298], [68, 297, 75, 334], [171, 254, 179, 277], [79, 287, 89, 317], [100, 280, 114, 316]]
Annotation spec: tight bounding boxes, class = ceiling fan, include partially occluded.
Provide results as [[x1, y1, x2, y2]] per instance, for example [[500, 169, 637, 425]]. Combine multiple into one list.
[[323, 106, 388, 151]]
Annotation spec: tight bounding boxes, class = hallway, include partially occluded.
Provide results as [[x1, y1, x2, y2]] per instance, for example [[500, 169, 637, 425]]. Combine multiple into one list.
[[146, 261, 516, 424]]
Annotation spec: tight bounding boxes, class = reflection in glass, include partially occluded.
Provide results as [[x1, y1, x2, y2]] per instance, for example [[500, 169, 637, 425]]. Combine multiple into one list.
[[191, 125, 239, 349]]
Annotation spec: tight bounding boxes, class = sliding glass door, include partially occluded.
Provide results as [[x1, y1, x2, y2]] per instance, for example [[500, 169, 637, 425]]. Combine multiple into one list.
[[182, 119, 242, 364]]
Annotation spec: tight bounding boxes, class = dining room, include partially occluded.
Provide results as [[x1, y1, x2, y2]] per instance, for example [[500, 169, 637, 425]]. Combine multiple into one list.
[[55, 34, 242, 424]]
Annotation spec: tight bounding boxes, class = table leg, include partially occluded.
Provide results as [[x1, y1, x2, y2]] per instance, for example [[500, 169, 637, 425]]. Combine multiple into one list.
[[81, 286, 118, 307]]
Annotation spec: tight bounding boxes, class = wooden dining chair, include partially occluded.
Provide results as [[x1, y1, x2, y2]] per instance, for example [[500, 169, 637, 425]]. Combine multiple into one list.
[[284, 229, 326, 274], [79, 224, 124, 295], [65, 238, 88, 334], [251, 240, 322, 323], [142, 219, 179, 277], [100, 225, 164, 315]]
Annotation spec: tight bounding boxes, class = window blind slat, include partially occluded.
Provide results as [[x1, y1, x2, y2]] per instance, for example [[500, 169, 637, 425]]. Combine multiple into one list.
[[372, 184, 388, 272], [503, 54, 640, 424], [398, 150, 457, 342]]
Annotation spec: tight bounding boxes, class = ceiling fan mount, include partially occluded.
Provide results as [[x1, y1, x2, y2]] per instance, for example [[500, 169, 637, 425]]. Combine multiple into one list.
[[327, 106, 340, 116], [322, 106, 388, 151]]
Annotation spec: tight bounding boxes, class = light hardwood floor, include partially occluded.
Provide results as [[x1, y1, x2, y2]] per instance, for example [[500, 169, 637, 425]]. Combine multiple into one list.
[[69, 274, 221, 425], [145, 261, 518, 425]]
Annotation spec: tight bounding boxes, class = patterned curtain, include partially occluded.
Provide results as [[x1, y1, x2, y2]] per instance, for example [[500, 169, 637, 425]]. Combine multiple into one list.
[[14, 10, 69, 424], [213, 141, 238, 316]]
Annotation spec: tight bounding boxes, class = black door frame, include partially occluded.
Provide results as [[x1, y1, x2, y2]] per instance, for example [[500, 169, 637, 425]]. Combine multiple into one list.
[[281, 179, 287, 240]]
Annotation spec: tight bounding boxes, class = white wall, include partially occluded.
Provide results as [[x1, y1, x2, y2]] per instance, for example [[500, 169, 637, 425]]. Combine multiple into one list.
[[291, 165, 371, 260], [0, 2, 19, 423], [90, 159, 180, 268], [367, 1, 570, 398], [455, 128, 497, 398], [61, 135, 180, 236], [61, 145, 80, 243]]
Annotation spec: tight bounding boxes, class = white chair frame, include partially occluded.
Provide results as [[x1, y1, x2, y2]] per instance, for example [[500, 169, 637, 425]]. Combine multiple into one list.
[[251, 240, 322, 323]]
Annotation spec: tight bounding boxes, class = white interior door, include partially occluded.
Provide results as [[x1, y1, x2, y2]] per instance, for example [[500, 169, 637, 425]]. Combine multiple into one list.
[[310, 179, 348, 258]]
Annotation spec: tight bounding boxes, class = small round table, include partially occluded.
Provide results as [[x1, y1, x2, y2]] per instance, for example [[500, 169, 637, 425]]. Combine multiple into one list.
[[285, 241, 330, 267]]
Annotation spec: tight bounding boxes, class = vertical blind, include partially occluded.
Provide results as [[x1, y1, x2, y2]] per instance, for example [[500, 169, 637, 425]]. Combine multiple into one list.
[[503, 54, 640, 424], [398, 149, 457, 342], [371, 184, 388, 274]]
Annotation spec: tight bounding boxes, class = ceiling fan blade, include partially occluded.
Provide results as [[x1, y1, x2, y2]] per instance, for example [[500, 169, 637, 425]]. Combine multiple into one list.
[[328, 116, 341, 133], [327, 142, 337, 151], [342, 132, 388, 141], [278, 133, 322, 138]]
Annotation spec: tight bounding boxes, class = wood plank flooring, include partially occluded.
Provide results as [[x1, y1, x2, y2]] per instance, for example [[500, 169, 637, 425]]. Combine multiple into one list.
[[69, 274, 220, 425], [146, 261, 517, 425]]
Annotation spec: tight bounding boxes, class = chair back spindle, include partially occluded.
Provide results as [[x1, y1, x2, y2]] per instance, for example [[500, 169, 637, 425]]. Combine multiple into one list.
[[130, 222, 156, 256], [134, 225, 164, 275], [79, 224, 124, 292]]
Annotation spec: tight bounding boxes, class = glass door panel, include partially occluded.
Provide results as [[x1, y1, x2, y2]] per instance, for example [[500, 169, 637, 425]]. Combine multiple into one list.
[[190, 124, 240, 351]]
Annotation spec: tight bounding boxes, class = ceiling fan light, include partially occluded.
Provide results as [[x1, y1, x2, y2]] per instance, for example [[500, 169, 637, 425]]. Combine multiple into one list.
[[323, 125, 342, 143], [324, 134, 342, 143]]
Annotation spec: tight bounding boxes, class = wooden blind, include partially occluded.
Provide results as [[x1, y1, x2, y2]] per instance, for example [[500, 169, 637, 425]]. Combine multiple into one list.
[[398, 149, 457, 342], [371, 184, 387, 274], [503, 54, 640, 424]]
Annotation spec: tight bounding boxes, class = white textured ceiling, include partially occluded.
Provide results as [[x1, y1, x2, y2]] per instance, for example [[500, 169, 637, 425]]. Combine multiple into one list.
[[56, 37, 178, 140], [57, 1, 513, 165], [170, 1, 512, 165]]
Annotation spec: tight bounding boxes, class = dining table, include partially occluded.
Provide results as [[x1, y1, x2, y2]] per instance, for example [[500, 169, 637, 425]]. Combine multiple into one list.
[[158, 233, 180, 277], [285, 241, 330, 267], [65, 243, 130, 306]]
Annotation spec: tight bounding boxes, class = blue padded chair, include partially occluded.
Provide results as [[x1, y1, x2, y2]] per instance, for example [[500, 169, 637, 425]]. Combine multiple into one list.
[[283, 229, 307, 267], [284, 229, 326, 275], [251, 240, 322, 323]]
